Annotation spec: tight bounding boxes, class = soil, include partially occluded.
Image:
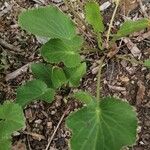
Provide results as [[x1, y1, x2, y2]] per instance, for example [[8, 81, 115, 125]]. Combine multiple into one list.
[[0, 0, 150, 150]]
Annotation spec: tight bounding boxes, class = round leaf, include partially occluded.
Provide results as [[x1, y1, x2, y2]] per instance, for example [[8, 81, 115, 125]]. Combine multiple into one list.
[[18, 6, 76, 40], [67, 97, 137, 150]]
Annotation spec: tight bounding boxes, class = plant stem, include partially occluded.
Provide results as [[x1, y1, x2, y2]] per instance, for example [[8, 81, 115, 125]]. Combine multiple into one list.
[[106, 2, 119, 46], [116, 55, 144, 65], [96, 56, 105, 101]]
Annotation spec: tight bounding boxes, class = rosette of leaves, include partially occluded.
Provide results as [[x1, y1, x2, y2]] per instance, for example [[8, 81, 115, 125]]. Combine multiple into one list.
[[66, 91, 138, 150], [17, 6, 86, 107]]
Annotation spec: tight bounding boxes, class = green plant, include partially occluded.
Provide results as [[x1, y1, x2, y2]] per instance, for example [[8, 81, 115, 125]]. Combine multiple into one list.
[[1, 1, 150, 150]]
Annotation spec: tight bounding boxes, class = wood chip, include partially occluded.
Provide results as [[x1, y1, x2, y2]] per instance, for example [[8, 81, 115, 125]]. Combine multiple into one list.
[[136, 81, 145, 105], [108, 85, 126, 91], [123, 38, 141, 57]]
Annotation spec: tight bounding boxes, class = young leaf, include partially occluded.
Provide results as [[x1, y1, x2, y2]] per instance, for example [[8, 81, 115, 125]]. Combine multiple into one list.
[[16, 80, 55, 107], [41, 39, 81, 68], [67, 97, 137, 150], [144, 59, 150, 68], [51, 67, 67, 89], [18, 6, 76, 40], [85, 2, 104, 33], [0, 101, 25, 138], [31, 63, 52, 87], [38, 88, 55, 103], [0, 138, 11, 150], [64, 62, 86, 87], [112, 18, 150, 41], [73, 91, 93, 105]]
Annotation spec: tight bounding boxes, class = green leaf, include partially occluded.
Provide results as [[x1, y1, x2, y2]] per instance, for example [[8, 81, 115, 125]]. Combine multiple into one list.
[[73, 91, 93, 105], [41, 39, 81, 68], [16, 80, 55, 107], [39, 88, 55, 103], [144, 59, 150, 68], [31, 63, 52, 87], [85, 2, 104, 33], [0, 101, 25, 138], [62, 35, 84, 50], [18, 6, 76, 40], [51, 67, 67, 89], [112, 18, 150, 41], [67, 97, 137, 150], [64, 62, 86, 87], [0, 138, 11, 150]]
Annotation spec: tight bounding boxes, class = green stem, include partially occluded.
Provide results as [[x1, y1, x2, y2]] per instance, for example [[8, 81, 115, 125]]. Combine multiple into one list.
[[116, 55, 144, 65], [96, 56, 105, 101]]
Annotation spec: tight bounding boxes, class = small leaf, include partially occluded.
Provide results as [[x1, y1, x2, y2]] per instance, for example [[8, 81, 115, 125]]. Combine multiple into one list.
[[64, 63, 86, 87], [51, 67, 67, 89], [144, 59, 150, 68], [73, 91, 93, 105], [0, 138, 11, 150], [67, 97, 137, 150], [112, 18, 150, 41], [41, 39, 81, 68], [85, 2, 104, 33], [16, 80, 55, 107], [39, 88, 55, 103], [0, 101, 25, 138], [18, 6, 76, 40], [31, 63, 52, 87]]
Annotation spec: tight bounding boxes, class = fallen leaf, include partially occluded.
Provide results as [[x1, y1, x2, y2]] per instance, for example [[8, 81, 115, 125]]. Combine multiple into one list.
[[119, 0, 139, 15], [12, 141, 26, 150]]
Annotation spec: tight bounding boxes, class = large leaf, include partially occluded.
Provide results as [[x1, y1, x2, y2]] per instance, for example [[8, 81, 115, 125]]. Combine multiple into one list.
[[16, 80, 55, 107], [51, 67, 67, 89], [18, 6, 76, 40], [64, 62, 86, 87], [31, 63, 52, 87], [0, 138, 11, 150], [41, 39, 81, 68], [0, 101, 25, 138], [112, 18, 150, 41], [85, 2, 104, 33], [67, 97, 137, 150], [144, 59, 150, 68]]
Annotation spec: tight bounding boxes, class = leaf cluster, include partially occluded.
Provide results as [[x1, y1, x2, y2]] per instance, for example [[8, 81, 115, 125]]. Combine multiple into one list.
[[1, 2, 150, 150]]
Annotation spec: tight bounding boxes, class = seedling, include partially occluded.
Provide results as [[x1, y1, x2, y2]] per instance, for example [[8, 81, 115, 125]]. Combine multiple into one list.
[[0, 1, 150, 150]]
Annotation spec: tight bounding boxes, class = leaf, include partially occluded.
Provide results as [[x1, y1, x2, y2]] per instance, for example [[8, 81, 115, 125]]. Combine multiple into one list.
[[67, 97, 137, 150], [18, 6, 76, 40], [112, 18, 150, 41], [144, 59, 150, 68], [64, 62, 86, 87], [51, 67, 67, 89], [85, 2, 104, 33], [0, 101, 25, 138], [31, 63, 53, 87], [41, 39, 81, 68], [0, 138, 11, 150], [73, 91, 93, 105], [39, 88, 55, 103], [16, 80, 55, 107], [62, 35, 84, 50]]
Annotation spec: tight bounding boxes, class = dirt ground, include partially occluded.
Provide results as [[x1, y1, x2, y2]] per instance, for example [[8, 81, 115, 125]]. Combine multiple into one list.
[[0, 0, 150, 150]]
